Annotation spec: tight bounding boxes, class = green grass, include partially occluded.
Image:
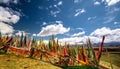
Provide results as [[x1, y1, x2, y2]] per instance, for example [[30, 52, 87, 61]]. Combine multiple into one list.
[[100, 53, 120, 67]]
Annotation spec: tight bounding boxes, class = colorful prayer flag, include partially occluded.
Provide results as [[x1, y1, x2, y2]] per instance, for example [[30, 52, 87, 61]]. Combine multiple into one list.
[[96, 35, 105, 62]]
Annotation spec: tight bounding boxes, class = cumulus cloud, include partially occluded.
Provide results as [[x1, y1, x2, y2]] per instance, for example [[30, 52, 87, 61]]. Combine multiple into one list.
[[0, 22, 14, 34], [74, 9, 86, 16], [90, 27, 111, 36], [38, 23, 70, 37], [0, 0, 19, 4], [94, 1, 100, 5], [0, 7, 20, 24], [59, 27, 120, 45], [59, 36, 101, 45], [90, 27, 120, 43], [72, 31, 85, 37], [0, 6, 20, 35], [103, 0, 120, 6]]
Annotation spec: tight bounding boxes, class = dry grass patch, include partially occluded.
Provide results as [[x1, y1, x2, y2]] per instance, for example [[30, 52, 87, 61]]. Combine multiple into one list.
[[0, 53, 62, 69]]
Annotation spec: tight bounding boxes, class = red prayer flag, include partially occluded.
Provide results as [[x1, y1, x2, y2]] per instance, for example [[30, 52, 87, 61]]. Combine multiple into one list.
[[63, 48, 67, 56], [97, 35, 105, 61]]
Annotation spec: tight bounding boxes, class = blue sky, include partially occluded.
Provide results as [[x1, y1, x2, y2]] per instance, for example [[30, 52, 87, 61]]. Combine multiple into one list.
[[0, 0, 120, 45]]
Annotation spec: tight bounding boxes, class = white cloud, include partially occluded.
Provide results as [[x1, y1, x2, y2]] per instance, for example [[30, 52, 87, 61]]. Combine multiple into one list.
[[72, 31, 85, 37], [103, 16, 115, 23], [33, 33, 36, 36], [103, 0, 120, 6], [88, 16, 96, 21], [0, 7, 20, 24], [90, 27, 111, 36], [56, 20, 62, 24], [50, 10, 60, 17], [103, 7, 119, 24], [59, 36, 101, 45], [58, 1, 63, 6], [0, 6, 20, 35], [114, 22, 117, 24], [114, 21, 120, 25], [90, 27, 120, 43], [59, 37, 83, 45], [74, 9, 86, 16], [74, 0, 78, 3], [74, 0, 80, 3], [0, 0, 19, 4], [107, 7, 120, 14], [94, 1, 100, 5], [54, 5, 57, 7], [51, 2, 62, 17], [59, 27, 120, 45], [76, 28, 84, 30], [0, 22, 14, 34], [38, 23, 70, 37], [42, 22, 47, 25]]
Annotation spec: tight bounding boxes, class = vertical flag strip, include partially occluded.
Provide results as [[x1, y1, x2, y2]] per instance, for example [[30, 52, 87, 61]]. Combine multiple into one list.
[[0, 31, 2, 38], [19, 33, 23, 47], [88, 38, 97, 66], [77, 47, 81, 60], [48, 40, 51, 51], [0, 32, 1, 42], [63, 47, 67, 56], [97, 35, 105, 62], [86, 39, 90, 58], [34, 39, 37, 49], [81, 46, 86, 62], [23, 34, 27, 47]]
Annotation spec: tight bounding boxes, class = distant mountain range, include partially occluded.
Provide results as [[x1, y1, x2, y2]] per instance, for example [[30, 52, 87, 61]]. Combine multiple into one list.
[[71, 42, 120, 47], [93, 42, 120, 47]]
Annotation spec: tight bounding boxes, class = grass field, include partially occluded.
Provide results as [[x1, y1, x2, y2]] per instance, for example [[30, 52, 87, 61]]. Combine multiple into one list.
[[100, 52, 120, 69], [0, 52, 62, 69], [0, 49, 120, 69]]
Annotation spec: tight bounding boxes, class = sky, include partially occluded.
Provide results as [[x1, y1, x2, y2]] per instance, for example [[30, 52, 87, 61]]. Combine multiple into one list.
[[0, 0, 120, 45]]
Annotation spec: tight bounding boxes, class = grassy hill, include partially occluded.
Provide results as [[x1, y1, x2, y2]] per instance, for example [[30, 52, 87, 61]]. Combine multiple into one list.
[[0, 52, 62, 69]]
